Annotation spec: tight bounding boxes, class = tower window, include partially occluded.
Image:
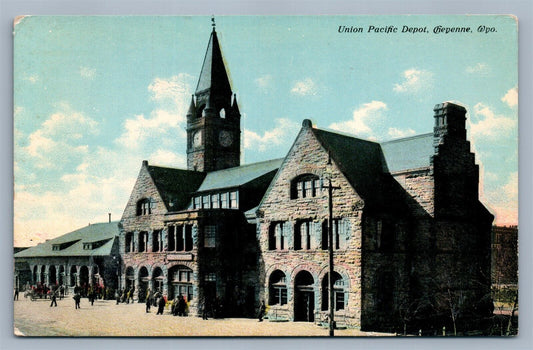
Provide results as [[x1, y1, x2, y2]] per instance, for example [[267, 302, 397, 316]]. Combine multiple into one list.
[[204, 225, 217, 248]]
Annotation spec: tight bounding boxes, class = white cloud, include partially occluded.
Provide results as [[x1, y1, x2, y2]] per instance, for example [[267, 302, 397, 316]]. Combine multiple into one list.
[[483, 172, 518, 225], [387, 127, 416, 139], [23, 106, 97, 168], [149, 149, 186, 168], [244, 118, 300, 152], [470, 103, 516, 139], [393, 68, 433, 94], [329, 101, 388, 137], [466, 63, 489, 74], [501, 86, 518, 108], [80, 66, 96, 79], [291, 78, 317, 96], [255, 75, 273, 90], [117, 75, 192, 150]]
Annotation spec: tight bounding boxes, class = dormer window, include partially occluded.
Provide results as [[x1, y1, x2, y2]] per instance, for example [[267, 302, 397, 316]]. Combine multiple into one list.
[[83, 243, 92, 250], [52, 245, 60, 251], [291, 174, 321, 199], [137, 198, 155, 216]]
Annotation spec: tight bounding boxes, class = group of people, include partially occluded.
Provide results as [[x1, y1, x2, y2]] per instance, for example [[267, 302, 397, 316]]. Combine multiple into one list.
[[115, 286, 136, 304]]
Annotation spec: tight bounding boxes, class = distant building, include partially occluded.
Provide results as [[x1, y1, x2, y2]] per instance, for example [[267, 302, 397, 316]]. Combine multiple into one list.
[[14, 221, 120, 294], [491, 225, 518, 286]]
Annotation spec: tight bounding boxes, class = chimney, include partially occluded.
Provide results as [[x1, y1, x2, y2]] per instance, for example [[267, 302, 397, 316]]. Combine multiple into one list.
[[108, 213, 111, 223]]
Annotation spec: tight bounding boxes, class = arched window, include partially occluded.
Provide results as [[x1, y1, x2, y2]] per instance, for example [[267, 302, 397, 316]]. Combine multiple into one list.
[[321, 272, 345, 311], [290, 174, 321, 199], [269, 270, 288, 305], [136, 198, 154, 216]]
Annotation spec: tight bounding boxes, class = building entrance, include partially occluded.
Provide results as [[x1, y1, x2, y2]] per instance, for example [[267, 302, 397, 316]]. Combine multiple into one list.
[[294, 271, 315, 322]]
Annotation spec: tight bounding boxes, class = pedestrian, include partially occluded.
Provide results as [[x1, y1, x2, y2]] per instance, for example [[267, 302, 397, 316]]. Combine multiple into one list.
[[156, 296, 165, 315], [145, 293, 152, 313], [129, 286, 135, 303], [73, 293, 81, 309], [90, 289, 95, 306], [50, 290, 57, 307], [115, 289, 121, 305], [59, 285, 64, 300], [177, 295, 186, 316], [126, 289, 131, 304], [258, 300, 266, 322], [14, 287, 19, 301]]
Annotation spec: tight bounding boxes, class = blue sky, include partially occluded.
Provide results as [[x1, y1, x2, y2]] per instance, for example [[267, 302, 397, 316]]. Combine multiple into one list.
[[13, 15, 518, 246]]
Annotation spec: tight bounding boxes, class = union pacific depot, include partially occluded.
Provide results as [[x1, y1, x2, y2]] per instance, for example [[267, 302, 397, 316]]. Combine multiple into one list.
[[15, 23, 494, 333]]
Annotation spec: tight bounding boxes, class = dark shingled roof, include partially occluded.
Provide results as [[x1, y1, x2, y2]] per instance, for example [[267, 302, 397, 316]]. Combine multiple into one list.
[[14, 222, 119, 258], [312, 128, 388, 200], [311, 128, 415, 214], [196, 158, 284, 192], [147, 166, 206, 211], [380, 133, 434, 173]]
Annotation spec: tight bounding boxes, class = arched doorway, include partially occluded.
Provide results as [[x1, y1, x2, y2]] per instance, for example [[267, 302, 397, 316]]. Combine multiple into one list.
[[138, 266, 149, 302], [70, 266, 77, 287], [91, 265, 100, 287], [40, 265, 45, 284], [125, 266, 135, 290], [79, 266, 89, 295], [49, 265, 57, 286], [152, 267, 164, 294], [168, 265, 192, 302], [32, 266, 38, 285], [294, 270, 315, 322], [58, 266, 65, 286]]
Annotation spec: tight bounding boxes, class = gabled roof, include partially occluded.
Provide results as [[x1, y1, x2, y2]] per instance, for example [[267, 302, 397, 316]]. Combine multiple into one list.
[[312, 128, 388, 200], [380, 133, 434, 173], [196, 158, 284, 193], [14, 222, 119, 258], [195, 29, 232, 96], [147, 165, 206, 210]]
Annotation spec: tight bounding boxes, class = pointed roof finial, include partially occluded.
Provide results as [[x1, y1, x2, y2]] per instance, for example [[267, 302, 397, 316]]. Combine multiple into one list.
[[211, 16, 216, 32]]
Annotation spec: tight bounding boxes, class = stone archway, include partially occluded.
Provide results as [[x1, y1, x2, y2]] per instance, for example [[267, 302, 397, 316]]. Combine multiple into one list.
[[138, 266, 149, 302], [49, 265, 57, 286], [294, 270, 315, 322], [70, 266, 77, 287], [152, 266, 164, 295]]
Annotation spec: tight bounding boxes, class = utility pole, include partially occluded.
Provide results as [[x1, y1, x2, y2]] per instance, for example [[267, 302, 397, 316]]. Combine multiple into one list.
[[325, 174, 340, 337]]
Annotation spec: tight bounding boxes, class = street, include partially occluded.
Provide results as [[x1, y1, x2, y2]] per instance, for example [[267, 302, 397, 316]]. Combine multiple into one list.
[[13, 297, 391, 337]]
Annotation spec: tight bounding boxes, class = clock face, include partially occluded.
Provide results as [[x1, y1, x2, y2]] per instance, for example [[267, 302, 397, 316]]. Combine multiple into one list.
[[193, 130, 202, 148], [219, 130, 233, 147]]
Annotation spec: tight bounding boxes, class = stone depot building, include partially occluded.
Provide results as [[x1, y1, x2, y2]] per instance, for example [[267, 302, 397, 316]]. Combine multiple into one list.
[[16, 24, 494, 332]]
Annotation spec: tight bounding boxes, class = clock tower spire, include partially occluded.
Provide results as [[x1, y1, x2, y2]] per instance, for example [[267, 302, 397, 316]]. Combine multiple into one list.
[[187, 19, 241, 172]]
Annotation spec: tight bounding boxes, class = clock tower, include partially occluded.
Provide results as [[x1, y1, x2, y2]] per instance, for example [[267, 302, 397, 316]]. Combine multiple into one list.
[[186, 21, 241, 172]]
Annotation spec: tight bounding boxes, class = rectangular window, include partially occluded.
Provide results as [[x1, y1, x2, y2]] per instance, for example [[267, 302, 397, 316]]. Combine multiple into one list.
[[194, 197, 201, 209], [211, 193, 220, 209], [204, 225, 216, 248], [230, 191, 238, 209], [297, 181, 304, 198], [335, 290, 345, 311], [304, 180, 313, 198], [205, 273, 216, 282], [221, 193, 228, 208], [184, 225, 193, 251], [314, 179, 321, 196], [202, 195, 210, 209]]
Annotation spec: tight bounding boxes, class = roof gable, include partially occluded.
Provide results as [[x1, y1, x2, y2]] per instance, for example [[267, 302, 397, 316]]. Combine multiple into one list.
[[147, 165, 205, 210], [14, 222, 119, 258]]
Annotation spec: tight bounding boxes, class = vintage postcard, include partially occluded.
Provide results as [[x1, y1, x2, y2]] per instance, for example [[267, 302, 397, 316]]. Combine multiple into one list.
[[13, 15, 518, 337]]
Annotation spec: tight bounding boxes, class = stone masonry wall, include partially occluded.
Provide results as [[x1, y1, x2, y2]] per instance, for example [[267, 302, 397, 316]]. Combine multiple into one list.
[[258, 126, 364, 325]]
